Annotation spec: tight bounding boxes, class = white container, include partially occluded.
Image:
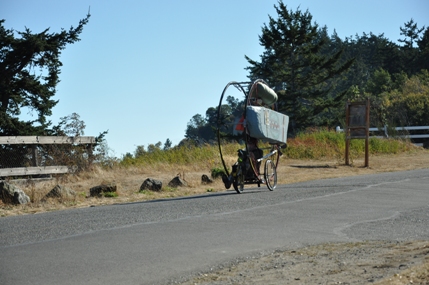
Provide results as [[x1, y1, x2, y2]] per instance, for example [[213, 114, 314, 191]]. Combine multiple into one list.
[[246, 106, 289, 144]]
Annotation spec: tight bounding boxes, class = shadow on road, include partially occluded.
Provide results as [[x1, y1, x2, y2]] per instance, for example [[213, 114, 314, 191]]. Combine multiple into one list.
[[111, 188, 268, 207]]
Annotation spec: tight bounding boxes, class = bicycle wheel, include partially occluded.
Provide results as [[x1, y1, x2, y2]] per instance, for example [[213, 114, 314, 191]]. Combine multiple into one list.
[[264, 159, 277, 191], [232, 164, 245, 194]]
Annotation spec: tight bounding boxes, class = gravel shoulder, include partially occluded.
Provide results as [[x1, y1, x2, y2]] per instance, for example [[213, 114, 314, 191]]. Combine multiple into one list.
[[178, 240, 429, 285]]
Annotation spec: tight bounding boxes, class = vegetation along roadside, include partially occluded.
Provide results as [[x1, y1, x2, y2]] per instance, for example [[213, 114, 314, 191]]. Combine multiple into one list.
[[1, 130, 428, 217]]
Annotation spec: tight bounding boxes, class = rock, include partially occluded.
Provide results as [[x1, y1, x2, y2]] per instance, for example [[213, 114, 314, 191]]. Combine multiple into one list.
[[201, 174, 213, 184], [140, 178, 162, 192], [44, 185, 76, 200], [0, 181, 30, 204], [168, 176, 187, 188], [90, 183, 117, 197]]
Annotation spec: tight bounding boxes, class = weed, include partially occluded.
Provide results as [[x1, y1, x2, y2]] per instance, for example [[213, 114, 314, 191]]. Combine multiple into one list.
[[210, 167, 225, 179], [138, 190, 155, 196], [103, 192, 118, 198], [163, 187, 177, 192]]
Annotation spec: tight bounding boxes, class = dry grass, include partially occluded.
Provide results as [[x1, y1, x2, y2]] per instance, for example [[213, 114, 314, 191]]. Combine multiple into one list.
[[1, 147, 429, 217], [0, 163, 225, 217]]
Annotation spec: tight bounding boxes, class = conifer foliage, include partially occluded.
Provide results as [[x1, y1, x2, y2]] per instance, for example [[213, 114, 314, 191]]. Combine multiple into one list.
[[245, 2, 354, 132], [0, 14, 90, 136]]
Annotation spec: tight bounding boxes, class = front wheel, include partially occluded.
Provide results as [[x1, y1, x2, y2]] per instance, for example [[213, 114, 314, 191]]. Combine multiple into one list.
[[264, 159, 277, 191]]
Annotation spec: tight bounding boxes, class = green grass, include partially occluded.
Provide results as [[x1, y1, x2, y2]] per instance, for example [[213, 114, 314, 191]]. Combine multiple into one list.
[[138, 190, 155, 196], [114, 129, 419, 171], [284, 129, 416, 160], [102, 192, 118, 198]]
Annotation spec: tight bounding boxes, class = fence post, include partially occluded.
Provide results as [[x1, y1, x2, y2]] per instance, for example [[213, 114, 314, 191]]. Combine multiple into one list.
[[87, 144, 94, 164], [32, 145, 38, 167]]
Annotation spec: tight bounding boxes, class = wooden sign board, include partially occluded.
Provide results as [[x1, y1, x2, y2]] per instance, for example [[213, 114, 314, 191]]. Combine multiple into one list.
[[349, 104, 367, 138], [345, 99, 370, 167]]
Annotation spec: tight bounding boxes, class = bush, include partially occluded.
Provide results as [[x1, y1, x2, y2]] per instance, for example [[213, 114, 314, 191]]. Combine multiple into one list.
[[211, 167, 225, 179]]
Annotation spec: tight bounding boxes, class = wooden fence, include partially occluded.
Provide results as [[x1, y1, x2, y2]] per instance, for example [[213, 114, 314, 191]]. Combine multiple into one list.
[[0, 136, 96, 177]]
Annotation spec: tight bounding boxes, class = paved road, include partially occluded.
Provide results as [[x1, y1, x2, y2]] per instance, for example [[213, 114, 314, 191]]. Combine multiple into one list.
[[1, 169, 428, 285]]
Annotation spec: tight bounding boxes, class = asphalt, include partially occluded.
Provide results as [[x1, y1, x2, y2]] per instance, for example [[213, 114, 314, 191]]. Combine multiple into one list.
[[0, 169, 428, 285]]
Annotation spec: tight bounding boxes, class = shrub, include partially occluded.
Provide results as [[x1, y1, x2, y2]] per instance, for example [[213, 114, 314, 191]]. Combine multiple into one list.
[[211, 167, 225, 179]]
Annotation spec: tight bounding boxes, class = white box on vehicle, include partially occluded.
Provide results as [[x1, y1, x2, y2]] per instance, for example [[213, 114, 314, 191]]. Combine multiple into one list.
[[246, 106, 289, 144]]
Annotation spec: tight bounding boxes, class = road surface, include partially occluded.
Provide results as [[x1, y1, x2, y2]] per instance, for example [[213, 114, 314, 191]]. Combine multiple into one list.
[[0, 169, 428, 285]]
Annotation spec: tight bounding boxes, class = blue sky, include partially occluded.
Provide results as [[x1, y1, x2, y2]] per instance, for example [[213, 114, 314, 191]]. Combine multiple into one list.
[[2, 0, 428, 157]]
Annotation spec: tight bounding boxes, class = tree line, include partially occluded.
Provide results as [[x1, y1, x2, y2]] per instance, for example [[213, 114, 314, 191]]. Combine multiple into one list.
[[185, 2, 429, 143], [1, 2, 428, 161]]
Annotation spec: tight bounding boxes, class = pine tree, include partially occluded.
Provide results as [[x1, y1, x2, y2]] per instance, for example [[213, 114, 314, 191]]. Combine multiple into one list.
[[417, 27, 429, 72], [163, 138, 172, 150], [245, 1, 353, 132], [399, 19, 425, 75]]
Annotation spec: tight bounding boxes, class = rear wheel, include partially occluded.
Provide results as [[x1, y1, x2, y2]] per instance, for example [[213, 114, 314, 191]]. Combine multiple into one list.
[[264, 159, 277, 191]]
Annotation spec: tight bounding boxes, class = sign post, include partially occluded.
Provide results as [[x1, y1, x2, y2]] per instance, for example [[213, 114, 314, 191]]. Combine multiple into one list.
[[345, 99, 370, 167]]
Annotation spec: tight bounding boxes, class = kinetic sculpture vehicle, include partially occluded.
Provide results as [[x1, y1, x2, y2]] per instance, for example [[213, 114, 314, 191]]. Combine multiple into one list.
[[216, 79, 289, 193]]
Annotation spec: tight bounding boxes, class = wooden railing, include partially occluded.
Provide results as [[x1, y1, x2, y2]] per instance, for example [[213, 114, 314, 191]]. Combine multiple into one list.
[[0, 136, 96, 177]]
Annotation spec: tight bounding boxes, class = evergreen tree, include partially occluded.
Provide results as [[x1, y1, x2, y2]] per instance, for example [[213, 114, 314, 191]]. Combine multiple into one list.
[[245, 2, 354, 132], [342, 33, 402, 90], [417, 27, 429, 72], [163, 138, 172, 150], [134, 145, 146, 158], [184, 95, 245, 143], [399, 19, 424, 49], [0, 14, 90, 136], [185, 114, 208, 140], [147, 142, 162, 153], [399, 19, 425, 75]]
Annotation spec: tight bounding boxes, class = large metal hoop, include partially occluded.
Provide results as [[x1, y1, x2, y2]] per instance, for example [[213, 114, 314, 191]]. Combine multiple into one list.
[[216, 81, 249, 176]]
